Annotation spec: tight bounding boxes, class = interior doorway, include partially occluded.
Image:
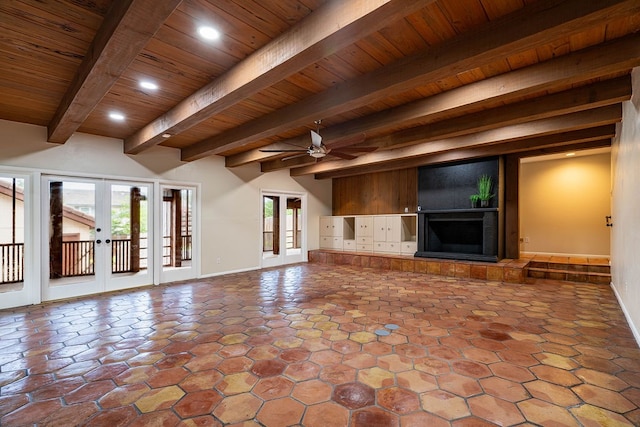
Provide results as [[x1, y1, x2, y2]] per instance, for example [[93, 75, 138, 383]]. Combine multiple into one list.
[[261, 191, 306, 268]]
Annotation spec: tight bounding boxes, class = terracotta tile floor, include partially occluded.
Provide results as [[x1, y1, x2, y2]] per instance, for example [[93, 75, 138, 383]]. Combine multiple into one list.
[[1, 263, 639, 426]]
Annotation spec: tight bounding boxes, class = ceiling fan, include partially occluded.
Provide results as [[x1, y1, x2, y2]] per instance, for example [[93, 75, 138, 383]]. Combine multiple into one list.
[[259, 120, 376, 161]]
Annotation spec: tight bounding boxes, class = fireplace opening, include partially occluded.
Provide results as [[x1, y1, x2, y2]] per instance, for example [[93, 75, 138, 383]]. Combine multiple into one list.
[[417, 210, 499, 262], [428, 219, 483, 254]]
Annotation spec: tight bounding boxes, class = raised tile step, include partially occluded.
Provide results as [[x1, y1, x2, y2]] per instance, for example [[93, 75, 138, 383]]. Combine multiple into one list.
[[526, 261, 610, 285]]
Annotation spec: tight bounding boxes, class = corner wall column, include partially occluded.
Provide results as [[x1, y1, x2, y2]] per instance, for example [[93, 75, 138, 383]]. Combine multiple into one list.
[[504, 155, 520, 259]]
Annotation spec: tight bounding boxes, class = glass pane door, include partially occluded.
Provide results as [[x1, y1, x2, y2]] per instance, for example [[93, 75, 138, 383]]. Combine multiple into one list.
[[106, 182, 153, 292], [44, 178, 101, 300], [43, 177, 153, 301], [262, 191, 306, 268], [286, 196, 303, 258], [0, 174, 34, 309], [160, 186, 197, 283]]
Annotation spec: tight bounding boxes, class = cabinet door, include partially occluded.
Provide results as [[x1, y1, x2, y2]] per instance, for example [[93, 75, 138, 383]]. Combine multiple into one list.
[[356, 216, 373, 238], [331, 217, 343, 237], [320, 216, 333, 236], [373, 216, 387, 242], [387, 216, 402, 242]]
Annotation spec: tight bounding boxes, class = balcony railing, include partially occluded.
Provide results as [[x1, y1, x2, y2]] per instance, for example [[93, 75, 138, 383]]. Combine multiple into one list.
[[2, 236, 182, 285], [61, 240, 95, 277], [262, 230, 299, 252], [1, 243, 24, 284], [162, 235, 192, 267]]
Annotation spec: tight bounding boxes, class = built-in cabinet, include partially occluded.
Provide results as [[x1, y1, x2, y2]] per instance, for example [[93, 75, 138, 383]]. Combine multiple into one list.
[[319, 216, 343, 249], [320, 214, 417, 255]]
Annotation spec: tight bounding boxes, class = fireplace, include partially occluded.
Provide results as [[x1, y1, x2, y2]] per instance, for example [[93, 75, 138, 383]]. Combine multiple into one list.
[[416, 157, 503, 262], [417, 209, 498, 262]]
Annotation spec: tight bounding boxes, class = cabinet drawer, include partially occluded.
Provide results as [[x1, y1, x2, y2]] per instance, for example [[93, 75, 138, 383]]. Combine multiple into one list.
[[332, 237, 343, 250], [385, 241, 401, 254], [320, 236, 333, 249], [401, 242, 417, 254], [357, 236, 373, 245], [357, 243, 373, 252], [343, 240, 356, 251]]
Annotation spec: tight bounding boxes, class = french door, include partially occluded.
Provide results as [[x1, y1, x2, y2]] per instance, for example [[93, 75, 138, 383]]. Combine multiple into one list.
[[160, 185, 197, 283], [261, 191, 306, 268], [0, 172, 36, 309], [42, 176, 153, 301]]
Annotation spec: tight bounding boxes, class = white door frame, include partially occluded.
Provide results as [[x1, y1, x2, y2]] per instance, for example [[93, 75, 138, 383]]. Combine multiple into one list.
[[260, 189, 307, 268], [41, 175, 154, 301], [159, 183, 199, 284], [0, 171, 40, 309]]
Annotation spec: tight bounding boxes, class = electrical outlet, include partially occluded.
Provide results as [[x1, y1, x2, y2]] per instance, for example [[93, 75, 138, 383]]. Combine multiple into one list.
[[216, 257, 221, 264], [524, 237, 530, 243]]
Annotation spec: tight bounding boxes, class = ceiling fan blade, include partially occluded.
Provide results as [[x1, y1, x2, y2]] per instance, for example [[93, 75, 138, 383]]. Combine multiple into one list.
[[282, 153, 309, 161], [310, 130, 322, 148], [259, 149, 308, 153], [332, 146, 377, 152], [326, 133, 366, 149], [330, 151, 357, 160]]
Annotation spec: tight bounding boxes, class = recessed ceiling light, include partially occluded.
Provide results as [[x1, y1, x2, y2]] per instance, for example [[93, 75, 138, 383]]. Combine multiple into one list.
[[566, 152, 576, 157], [161, 133, 171, 138], [109, 112, 125, 121], [198, 26, 220, 41], [139, 80, 158, 90]]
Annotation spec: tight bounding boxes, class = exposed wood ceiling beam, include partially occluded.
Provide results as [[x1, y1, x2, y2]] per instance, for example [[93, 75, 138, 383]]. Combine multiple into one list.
[[290, 105, 622, 177], [262, 155, 315, 173], [511, 140, 612, 160], [47, 0, 182, 144], [315, 127, 616, 179], [226, 135, 310, 167], [183, 0, 640, 161], [124, 0, 436, 154], [368, 76, 630, 151], [229, 57, 633, 168], [259, 76, 631, 172]]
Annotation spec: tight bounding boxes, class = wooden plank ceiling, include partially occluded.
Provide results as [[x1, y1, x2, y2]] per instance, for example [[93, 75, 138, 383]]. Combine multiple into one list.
[[1, 0, 640, 179]]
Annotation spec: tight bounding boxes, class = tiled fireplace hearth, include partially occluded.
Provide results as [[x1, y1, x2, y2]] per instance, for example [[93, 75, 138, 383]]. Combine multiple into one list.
[[308, 249, 527, 283]]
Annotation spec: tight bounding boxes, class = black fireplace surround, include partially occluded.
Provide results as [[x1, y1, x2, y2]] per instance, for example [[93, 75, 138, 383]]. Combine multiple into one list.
[[416, 158, 502, 262]]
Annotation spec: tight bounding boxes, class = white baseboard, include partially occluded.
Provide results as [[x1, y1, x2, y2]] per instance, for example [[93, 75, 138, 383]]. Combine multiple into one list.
[[610, 281, 640, 347], [198, 266, 260, 278]]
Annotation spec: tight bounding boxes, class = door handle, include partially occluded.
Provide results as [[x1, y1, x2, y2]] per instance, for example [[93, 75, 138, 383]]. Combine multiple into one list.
[[606, 216, 613, 227]]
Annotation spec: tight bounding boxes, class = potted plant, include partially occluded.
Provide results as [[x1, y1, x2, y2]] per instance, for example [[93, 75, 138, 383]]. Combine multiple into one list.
[[469, 194, 480, 208], [477, 174, 494, 207]]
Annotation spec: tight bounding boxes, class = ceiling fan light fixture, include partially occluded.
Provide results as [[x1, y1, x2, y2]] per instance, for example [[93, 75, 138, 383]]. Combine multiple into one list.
[[309, 145, 327, 158]]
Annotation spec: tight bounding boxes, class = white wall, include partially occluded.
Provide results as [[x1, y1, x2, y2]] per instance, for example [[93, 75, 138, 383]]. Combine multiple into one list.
[[520, 152, 611, 257], [611, 67, 640, 342], [0, 119, 332, 277]]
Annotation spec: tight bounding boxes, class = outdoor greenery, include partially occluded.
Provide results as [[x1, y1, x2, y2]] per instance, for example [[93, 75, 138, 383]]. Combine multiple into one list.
[[111, 201, 148, 236]]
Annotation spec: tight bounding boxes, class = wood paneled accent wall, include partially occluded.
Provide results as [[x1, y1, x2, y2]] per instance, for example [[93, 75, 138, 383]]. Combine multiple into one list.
[[332, 168, 417, 216]]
